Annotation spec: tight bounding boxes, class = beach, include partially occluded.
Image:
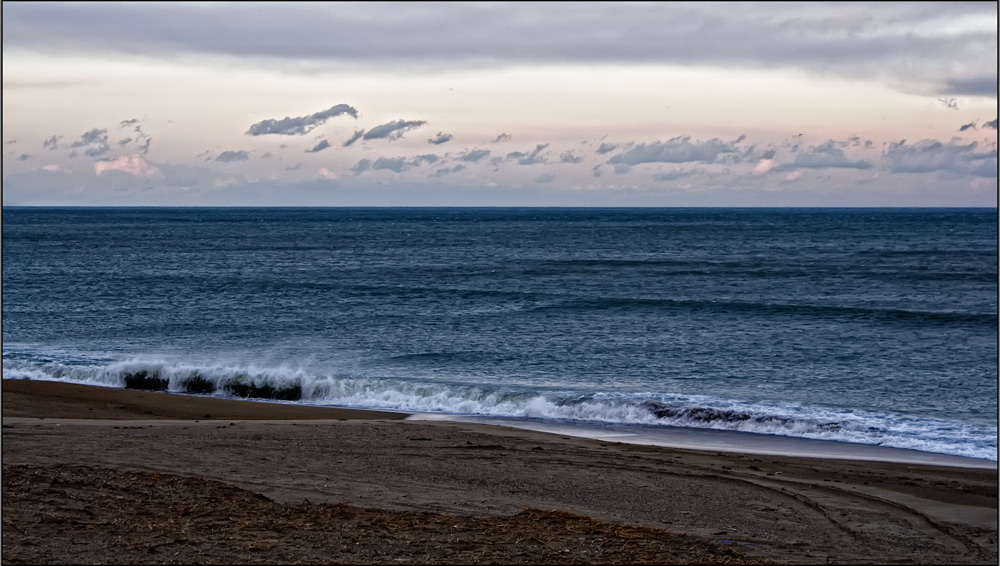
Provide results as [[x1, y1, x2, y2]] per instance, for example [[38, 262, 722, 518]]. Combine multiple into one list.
[[2, 380, 996, 564]]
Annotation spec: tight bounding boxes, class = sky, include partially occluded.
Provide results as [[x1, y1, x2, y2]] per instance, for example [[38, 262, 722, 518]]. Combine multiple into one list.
[[2, 1, 997, 207]]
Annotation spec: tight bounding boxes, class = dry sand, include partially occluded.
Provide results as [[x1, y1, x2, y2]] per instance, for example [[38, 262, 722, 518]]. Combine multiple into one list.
[[2, 379, 997, 564]]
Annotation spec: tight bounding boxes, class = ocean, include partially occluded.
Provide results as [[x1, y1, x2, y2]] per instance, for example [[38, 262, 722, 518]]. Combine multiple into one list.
[[2, 207, 996, 463]]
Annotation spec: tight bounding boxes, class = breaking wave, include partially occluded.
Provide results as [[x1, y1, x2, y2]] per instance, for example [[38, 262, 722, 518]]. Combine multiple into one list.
[[2, 354, 995, 462]]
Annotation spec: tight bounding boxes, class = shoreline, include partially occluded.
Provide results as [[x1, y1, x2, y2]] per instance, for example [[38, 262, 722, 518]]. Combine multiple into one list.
[[6, 378, 993, 468], [415, 414, 998, 469], [3, 378, 997, 564]]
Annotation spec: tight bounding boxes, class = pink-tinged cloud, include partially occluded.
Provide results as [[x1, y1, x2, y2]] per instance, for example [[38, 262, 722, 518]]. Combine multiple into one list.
[[94, 154, 159, 177], [753, 159, 776, 175]]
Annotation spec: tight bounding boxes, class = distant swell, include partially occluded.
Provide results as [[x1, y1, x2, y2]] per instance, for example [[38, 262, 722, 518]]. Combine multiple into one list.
[[533, 297, 997, 327]]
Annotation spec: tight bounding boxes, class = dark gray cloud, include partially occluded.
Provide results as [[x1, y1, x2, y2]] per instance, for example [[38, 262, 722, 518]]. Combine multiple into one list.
[[70, 128, 111, 157], [507, 144, 548, 165], [362, 119, 427, 141], [884, 140, 996, 177], [607, 136, 740, 166], [413, 154, 440, 165], [351, 157, 412, 174], [247, 104, 358, 136], [492, 133, 512, 144], [560, 151, 583, 164], [433, 164, 466, 177], [351, 159, 372, 174], [459, 149, 491, 162], [595, 142, 618, 155], [778, 140, 872, 170], [984, 118, 998, 130], [4, 3, 993, 97], [959, 122, 977, 132], [343, 130, 365, 147], [937, 98, 959, 110], [428, 132, 453, 145], [119, 118, 140, 127], [17, 153, 31, 161], [42, 135, 61, 150], [216, 150, 250, 162], [306, 139, 331, 153], [943, 76, 998, 98], [371, 157, 410, 172]]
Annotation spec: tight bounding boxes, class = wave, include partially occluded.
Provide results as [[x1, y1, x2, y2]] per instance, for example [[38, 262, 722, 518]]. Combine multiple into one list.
[[2, 354, 996, 462]]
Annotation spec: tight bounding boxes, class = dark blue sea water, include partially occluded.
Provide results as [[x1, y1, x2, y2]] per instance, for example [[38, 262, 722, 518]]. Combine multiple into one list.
[[3, 207, 997, 461]]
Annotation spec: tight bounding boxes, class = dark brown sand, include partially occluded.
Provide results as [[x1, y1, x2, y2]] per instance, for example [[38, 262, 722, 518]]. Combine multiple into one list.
[[2, 379, 997, 564]]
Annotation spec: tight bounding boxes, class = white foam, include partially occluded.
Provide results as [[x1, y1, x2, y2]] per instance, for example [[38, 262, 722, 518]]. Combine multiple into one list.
[[2, 354, 996, 462]]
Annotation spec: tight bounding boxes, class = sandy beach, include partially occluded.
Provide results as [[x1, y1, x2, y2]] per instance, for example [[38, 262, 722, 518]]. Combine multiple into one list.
[[2, 379, 997, 564]]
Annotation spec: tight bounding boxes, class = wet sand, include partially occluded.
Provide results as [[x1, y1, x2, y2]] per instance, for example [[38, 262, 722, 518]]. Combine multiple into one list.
[[2, 379, 997, 564]]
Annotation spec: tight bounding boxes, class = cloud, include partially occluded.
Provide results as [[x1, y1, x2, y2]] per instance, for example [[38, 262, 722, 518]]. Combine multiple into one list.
[[507, 144, 548, 165], [70, 128, 111, 157], [17, 153, 31, 161], [943, 76, 998, 98], [884, 139, 997, 177], [959, 122, 977, 132], [428, 132, 453, 145], [362, 119, 427, 141], [984, 118, 998, 130], [216, 150, 250, 162], [653, 168, 700, 181], [752, 159, 776, 175], [560, 151, 583, 164], [94, 154, 159, 177], [246, 104, 358, 136], [459, 149, 491, 162], [779, 140, 872, 170], [937, 98, 959, 110], [595, 142, 618, 155], [351, 157, 413, 174], [492, 133, 512, 144], [318, 167, 338, 180], [607, 136, 740, 165], [305, 139, 331, 153], [534, 172, 556, 183], [412, 154, 440, 165], [433, 164, 466, 177], [119, 118, 140, 127], [343, 130, 365, 147], [4, 3, 993, 97], [42, 135, 61, 150]]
